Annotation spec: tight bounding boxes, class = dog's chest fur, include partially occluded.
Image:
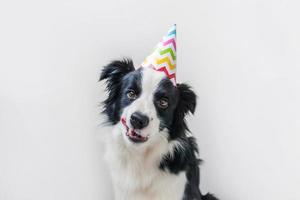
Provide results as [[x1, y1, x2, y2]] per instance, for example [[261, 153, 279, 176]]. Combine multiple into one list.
[[104, 126, 186, 200]]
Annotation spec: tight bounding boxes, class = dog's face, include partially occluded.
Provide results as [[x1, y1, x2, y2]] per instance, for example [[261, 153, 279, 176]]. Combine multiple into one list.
[[100, 59, 196, 146], [118, 67, 178, 144]]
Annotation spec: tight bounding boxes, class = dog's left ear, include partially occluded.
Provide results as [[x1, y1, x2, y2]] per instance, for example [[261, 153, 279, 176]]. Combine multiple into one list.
[[171, 83, 196, 138], [176, 83, 197, 115]]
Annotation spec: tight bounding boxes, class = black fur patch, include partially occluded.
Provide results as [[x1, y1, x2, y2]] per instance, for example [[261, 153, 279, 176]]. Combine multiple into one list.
[[159, 137, 212, 200], [100, 58, 136, 124], [153, 78, 178, 133], [159, 137, 200, 174]]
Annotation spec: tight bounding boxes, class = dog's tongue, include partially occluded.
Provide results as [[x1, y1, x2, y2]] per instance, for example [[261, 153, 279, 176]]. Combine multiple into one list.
[[121, 117, 148, 142], [128, 129, 147, 141], [121, 118, 127, 127]]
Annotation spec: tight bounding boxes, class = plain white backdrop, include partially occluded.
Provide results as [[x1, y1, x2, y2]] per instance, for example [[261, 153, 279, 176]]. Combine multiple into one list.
[[1, 0, 300, 200]]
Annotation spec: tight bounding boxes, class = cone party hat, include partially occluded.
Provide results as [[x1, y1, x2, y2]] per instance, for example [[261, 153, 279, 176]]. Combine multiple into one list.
[[141, 25, 177, 85]]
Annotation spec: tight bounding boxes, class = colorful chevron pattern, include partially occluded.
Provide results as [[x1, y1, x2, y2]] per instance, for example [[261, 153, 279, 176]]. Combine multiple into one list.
[[141, 25, 177, 85]]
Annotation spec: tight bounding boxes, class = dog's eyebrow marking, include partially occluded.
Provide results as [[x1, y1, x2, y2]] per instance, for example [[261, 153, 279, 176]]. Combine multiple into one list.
[[122, 70, 142, 93], [154, 78, 175, 99]]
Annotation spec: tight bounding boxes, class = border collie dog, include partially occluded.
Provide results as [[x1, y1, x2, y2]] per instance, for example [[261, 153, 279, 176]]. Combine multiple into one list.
[[100, 59, 218, 200]]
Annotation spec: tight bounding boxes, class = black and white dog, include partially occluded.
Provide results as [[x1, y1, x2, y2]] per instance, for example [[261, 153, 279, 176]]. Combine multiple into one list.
[[100, 58, 218, 200]]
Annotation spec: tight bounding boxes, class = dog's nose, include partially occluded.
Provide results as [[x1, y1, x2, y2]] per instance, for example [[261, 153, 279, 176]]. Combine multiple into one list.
[[130, 112, 149, 129]]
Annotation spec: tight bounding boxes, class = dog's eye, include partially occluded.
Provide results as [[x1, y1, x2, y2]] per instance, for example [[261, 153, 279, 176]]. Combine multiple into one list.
[[127, 90, 137, 100], [157, 98, 169, 109]]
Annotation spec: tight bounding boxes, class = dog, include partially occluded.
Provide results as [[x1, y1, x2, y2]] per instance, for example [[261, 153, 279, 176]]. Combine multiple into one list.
[[100, 58, 218, 200]]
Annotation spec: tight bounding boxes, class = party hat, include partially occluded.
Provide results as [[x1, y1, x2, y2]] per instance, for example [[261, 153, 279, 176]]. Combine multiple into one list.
[[141, 25, 177, 85]]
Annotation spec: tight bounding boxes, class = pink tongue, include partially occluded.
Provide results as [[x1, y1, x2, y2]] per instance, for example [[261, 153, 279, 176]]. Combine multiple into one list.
[[129, 130, 135, 136], [129, 130, 144, 139], [122, 118, 147, 141]]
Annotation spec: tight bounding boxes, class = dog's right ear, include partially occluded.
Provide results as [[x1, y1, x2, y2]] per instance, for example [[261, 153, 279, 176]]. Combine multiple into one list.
[[100, 58, 135, 124], [100, 58, 135, 83]]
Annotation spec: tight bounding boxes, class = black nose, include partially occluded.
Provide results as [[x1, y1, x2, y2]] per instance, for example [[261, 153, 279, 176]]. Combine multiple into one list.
[[130, 112, 149, 129]]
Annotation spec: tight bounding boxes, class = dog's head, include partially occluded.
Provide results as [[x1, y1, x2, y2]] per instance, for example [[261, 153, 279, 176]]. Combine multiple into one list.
[[100, 59, 196, 146]]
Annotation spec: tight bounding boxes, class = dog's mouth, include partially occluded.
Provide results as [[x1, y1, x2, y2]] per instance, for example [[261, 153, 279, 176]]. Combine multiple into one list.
[[121, 118, 148, 143]]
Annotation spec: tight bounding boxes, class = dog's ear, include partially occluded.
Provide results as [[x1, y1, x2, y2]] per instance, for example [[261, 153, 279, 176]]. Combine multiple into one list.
[[176, 83, 196, 115], [100, 58, 135, 123], [100, 58, 135, 85], [171, 83, 197, 138]]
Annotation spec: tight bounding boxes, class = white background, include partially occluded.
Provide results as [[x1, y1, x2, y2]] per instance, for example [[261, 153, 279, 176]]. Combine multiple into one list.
[[0, 0, 300, 200]]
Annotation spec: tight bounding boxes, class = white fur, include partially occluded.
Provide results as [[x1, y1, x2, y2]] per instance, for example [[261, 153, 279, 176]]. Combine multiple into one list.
[[103, 68, 187, 200], [104, 126, 186, 200]]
